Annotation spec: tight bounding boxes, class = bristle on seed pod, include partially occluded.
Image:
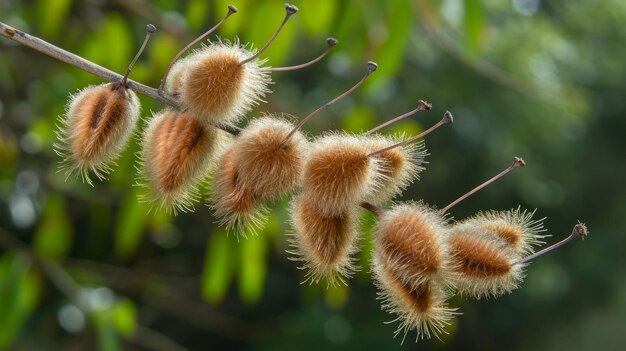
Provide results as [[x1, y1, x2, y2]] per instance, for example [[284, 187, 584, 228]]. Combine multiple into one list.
[[453, 207, 547, 257], [373, 202, 454, 289], [446, 230, 524, 298], [211, 146, 269, 238], [159, 5, 237, 98], [372, 264, 458, 342], [288, 193, 359, 286], [302, 133, 384, 216], [55, 84, 140, 185], [138, 109, 220, 213], [181, 39, 271, 124], [55, 24, 156, 184], [164, 57, 190, 99], [235, 116, 308, 201], [363, 135, 427, 205]]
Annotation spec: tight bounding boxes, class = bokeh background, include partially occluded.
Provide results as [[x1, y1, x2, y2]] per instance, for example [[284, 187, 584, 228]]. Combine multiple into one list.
[[1, 0, 625, 350]]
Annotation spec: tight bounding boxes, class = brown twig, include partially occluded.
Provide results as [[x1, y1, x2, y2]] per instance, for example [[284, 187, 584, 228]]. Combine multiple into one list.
[[0, 21, 242, 136]]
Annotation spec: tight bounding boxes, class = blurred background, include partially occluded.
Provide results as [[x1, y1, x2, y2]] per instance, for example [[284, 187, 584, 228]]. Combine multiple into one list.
[[1, 0, 625, 350]]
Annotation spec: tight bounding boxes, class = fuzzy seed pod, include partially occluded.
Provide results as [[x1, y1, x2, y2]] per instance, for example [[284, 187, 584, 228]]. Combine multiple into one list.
[[181, 40, 271, 124], [373, 202, 453, 289], [302, 134, 383, 216], [288, 193, 359, 286], [164, 56, 191, 99], [235, 116, 308, 201], [138, 109, 220, 213], [363, 134, 427, 205], [210, 146, 269, 237], [373, 263, 457, 341], [55, 83, 140, 185], [452, 207, 547, 257], [447, 230, 523, 298]]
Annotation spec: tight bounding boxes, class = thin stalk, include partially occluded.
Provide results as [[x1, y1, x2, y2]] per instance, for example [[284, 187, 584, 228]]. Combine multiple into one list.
[[365, 100, 432, 135], [439, 157, 525, 215], [367, 111, 453, 157], [270, 38, 338, 71]]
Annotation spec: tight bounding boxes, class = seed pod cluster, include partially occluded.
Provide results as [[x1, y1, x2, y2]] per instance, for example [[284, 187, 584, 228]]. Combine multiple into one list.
[[48, 4, 587, 344]]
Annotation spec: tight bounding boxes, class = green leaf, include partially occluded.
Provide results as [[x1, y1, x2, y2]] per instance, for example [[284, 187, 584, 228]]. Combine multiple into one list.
[[185, 0, 211, 31], [214, 0, 251, 38], [324, 284, 349, 310], [100, 15, 133, 73], [33, 194, 73, 260], [36, 0, 72, 38], [114, 188, 150, 258], [93, 311, 121, 351], [238, 235, 267, 304], [0, 255, 42, 348], [202, 230, 233, 304], [113, 298, 137, 337], [148, 35, 180, 77], [298, 0, 337, 36], [368, 1, 412, 91], [333, 2, 367, 60], [388, 119, 423, 138], [463, 0, 484, 55], [356, 210, 377, 281], [341, 106, 376, 133]]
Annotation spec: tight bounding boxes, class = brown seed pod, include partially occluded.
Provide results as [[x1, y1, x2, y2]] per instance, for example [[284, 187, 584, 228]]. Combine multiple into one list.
[[452, 207, 547, 257], [373, 202, 453, 289], [372, 262, 457, 342], [55, 83, 140, 185], [180, 40, 271, 124], [163, 56, 191, 99], [363, 134, 427, 205], [288, 193, 359, 286], [302, 133, 384, 216], [235, 116, 308, 201], [446, 229, 523, 298], [210, 146, 269, 238], [138, 109, 220, 213]]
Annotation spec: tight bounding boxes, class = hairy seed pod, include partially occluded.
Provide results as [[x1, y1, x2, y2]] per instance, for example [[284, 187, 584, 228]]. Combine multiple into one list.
[[302, 134, 383, 216], [139, 109, 220, 213], [363, 134, 427, 205], [373, 202, 453, 289], [235, 116, 308, 201], [452, 207, 547, 257], [164, 56, 191, 99], [447, 229, 523, 298], [55, 83, 140, 185], [372, 263, 457, 342], [181, 40, 271, 124], [211, 146, 269, 238], [288, 193, 359, 286]]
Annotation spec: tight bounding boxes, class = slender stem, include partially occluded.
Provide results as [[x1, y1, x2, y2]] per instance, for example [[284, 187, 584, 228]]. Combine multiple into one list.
[[367, 110, 452, 157], [239, 4, 298, 65], [280, 61, 378, 146], [158, 5, 237, 95], [515, 222, 588, 265], [365, 100, 432, 135], [117, 24, 156, 89], [439, 157, 526, 215], [270, 38, 338, 71], [0, 21, 242, 136]]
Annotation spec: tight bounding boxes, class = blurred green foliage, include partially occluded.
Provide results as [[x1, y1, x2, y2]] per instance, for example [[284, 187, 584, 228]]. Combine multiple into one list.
[[1, 0, 626, 350]]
